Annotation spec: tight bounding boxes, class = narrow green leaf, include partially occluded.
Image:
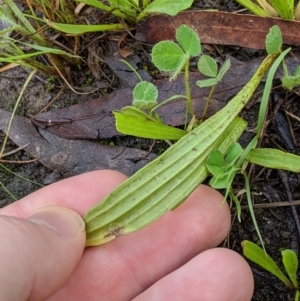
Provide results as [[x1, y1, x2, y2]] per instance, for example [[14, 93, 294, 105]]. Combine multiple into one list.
[[265, 25, 282, 55], [114, 107, 186, 140], [4, 0, 37, 34], [256, 0, 278, 16], [121, 0, 139, 9], [45, 20, 124, 34], [176, 25, 201, 57], [268, 0, 294, 19], [257, 47, 290, 135], [295, 1, 300, 20], [142, 0, 193, 16], [0, 51, 47, 61], [235, 0, 273, 16], [132, 81, 158, 110], [84, 54, 277, 246], [281, 249, 299, 289], [246, 148, 300, 172], [21, 42, 79, 57], [242, 240, 293, 288], [196, 78, 218, 88], [244, 172, 266, 253], [0, 180, 16, 200], [198, 55, 218, 77], [74, 0, 130, 19], [230, 191, 242, 222]]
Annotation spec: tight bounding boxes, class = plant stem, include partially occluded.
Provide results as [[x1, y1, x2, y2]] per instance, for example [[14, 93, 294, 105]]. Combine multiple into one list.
[[200, 84, 216, 121], [184, 60, 196, 118], [243, 170, 266, 253], [142, 0, 149, 8], [0, 69, 36, 158]]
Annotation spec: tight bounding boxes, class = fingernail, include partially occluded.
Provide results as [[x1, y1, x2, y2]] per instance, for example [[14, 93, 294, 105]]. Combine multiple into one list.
[[27, 206, 85, 237]]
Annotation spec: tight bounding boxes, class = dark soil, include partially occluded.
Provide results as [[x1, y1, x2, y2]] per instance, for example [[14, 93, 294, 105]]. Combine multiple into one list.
[[0, 0, 300, 300]]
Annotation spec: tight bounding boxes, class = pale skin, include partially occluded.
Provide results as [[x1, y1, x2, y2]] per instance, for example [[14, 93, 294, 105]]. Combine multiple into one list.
[[0, 170, 254, 301]]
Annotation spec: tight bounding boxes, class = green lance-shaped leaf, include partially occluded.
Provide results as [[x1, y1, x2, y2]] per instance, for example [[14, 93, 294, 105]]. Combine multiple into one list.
[[45, 19, 124, 34], [141, 0, 193, 16], [84, 53, 277, 246], [114, 107, 186, 140], [85, 116, 245, 246], [246, 148, 300, 172], [268, 0, 294, 19], [235, 0, 273, 17], [281, 249, 299, 289], [242, 240, 294, 289]]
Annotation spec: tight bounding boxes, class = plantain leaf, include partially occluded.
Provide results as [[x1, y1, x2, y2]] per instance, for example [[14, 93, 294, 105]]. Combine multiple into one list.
[[84, 54, 277, 246], [281, 249, 299, 289], [114, 107, 186, 140], [246, 148, 300, 172], [242, 240, 293, 289]]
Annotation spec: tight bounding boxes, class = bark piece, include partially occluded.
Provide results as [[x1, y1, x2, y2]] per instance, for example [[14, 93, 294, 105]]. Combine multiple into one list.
[[135, 11, 300, 49], [0, 109, 157, 177]]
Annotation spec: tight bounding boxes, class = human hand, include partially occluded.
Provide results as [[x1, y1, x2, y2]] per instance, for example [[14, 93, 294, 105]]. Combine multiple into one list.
[[0, 170, 253, 301]]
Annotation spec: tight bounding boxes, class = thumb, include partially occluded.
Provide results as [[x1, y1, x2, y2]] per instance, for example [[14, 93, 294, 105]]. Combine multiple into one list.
[[0, 206, 86, 301]]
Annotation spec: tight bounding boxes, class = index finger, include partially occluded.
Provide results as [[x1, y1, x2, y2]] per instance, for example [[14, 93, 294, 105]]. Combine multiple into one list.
[[0, 170, 127, 217]]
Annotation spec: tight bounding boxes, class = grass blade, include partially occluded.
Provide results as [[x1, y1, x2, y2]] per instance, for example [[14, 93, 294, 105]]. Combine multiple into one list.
[[45, 20, 124, 34]]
